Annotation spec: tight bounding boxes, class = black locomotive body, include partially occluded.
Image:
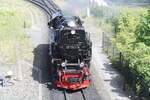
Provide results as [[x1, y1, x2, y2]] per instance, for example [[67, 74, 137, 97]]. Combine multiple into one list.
[[48, 15, 92, 90]]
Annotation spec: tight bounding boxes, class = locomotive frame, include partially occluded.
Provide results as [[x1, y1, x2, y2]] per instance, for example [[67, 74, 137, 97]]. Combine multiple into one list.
[[48, 15, 92, 90]]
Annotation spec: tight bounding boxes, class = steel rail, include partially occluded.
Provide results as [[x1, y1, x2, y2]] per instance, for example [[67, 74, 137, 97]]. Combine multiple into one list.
[[81, 89, 87, 100], [28, 0, 52, 14], [31, 0, 45, 5], [63, 90, 68, 100], [63, 89, 87, 100], [41, 0, 56, 14], [32, 0, 54, 14], [48, 0, 61, 12], [30, 0, 45, 6], [47, 0, 58, 11], [27, 0, 52, 18]]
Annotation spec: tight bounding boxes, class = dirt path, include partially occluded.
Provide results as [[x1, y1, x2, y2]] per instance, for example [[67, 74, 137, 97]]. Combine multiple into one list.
[[25, 2, 52, 100], [83, 17, 130, 100]]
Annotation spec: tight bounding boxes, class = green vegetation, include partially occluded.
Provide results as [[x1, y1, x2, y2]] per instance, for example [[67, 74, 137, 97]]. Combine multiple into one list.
[[0, 0, 32, 65], [90, 5, 149, 99], [90, 6, 146, 33], [112, 9, 150, 98]]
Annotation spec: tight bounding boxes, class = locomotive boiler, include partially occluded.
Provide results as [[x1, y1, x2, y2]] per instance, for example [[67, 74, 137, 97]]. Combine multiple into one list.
[[48, 12, 92, 90]]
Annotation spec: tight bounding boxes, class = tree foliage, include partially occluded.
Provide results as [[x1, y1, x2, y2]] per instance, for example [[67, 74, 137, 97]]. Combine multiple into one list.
[[136, 9, 150, 46], [90, 5, 149, 98], [113, 8, 150, 98]]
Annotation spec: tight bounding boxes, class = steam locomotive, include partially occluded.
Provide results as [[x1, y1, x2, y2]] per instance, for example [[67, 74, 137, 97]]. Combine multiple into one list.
[[48, 12, 92, 90]]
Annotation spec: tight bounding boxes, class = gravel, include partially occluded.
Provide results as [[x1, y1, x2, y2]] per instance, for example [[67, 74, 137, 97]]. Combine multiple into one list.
[[0, 1, 50, 100]]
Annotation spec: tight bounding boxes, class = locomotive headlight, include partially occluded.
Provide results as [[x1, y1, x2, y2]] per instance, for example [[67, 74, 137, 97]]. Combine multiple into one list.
[[80, 62, 85, 67], [68, 21, 76, 27], [71, 30, 76, 35], [61, 62, 66, 67]]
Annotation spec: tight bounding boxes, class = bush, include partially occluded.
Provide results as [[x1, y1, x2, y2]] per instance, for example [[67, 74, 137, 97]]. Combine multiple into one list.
[[91, 4, 149, 99], [113, 9, 150, 99]]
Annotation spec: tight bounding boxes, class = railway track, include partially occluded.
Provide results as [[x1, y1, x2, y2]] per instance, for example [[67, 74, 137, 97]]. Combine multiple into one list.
[[63, 89, 87, 100], [27, 0, 102, 100], [49, 83, 102, 100], [49, 89, 88, 100], [28, 0, 51, 17], [27, 0, 61, 19], [27, 0, 89, 100]]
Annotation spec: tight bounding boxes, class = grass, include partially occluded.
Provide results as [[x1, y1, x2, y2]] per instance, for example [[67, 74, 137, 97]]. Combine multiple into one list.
[[0, 0, 33, 65]]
